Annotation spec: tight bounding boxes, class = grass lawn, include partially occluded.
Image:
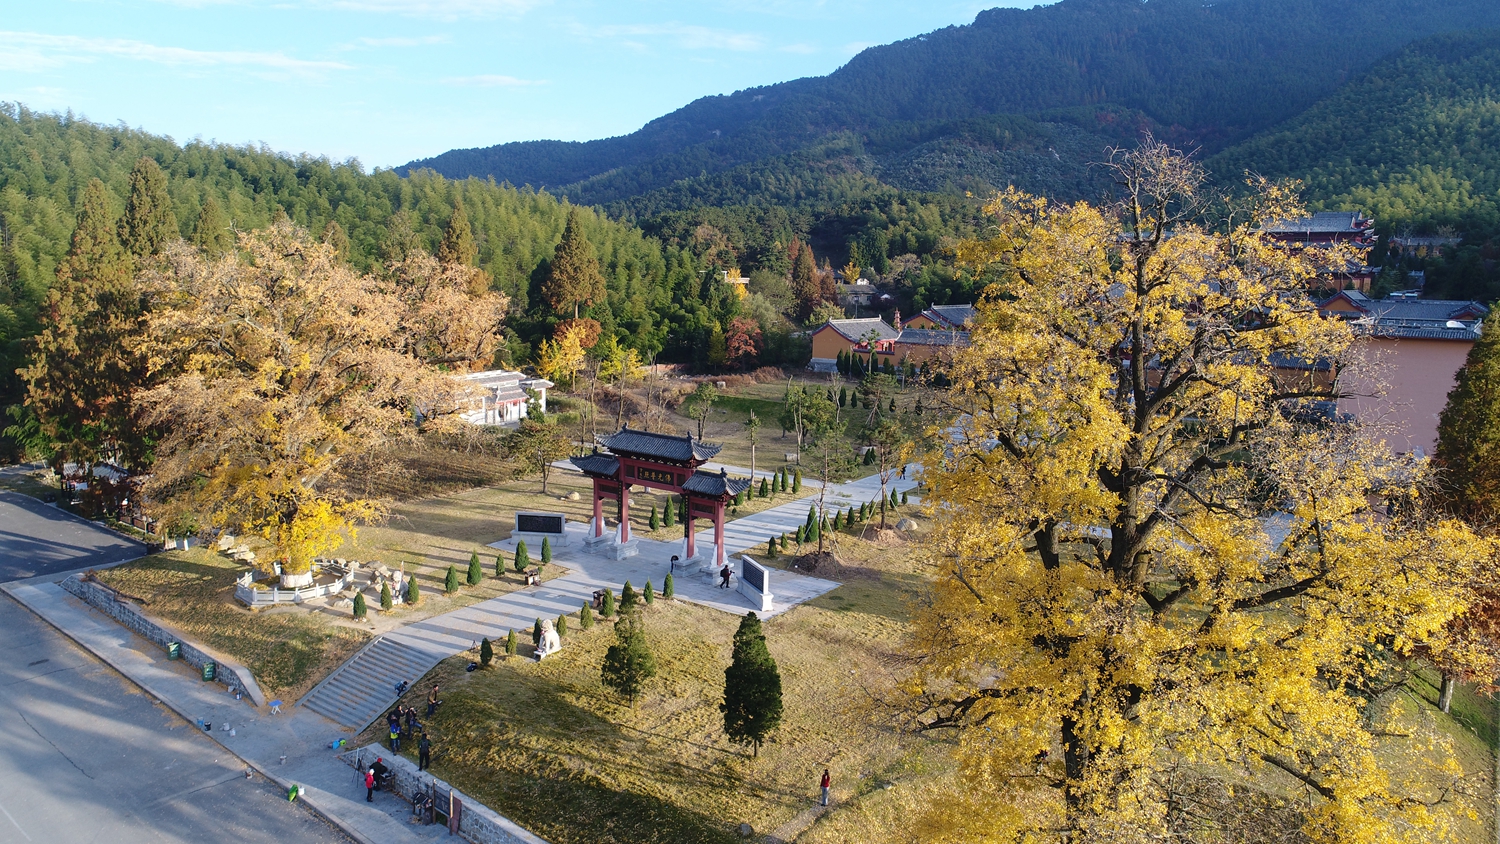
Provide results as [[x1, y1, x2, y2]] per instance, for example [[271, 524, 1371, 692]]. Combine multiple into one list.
[[359, 531, 934, 844], [94, 548, 371, 699]]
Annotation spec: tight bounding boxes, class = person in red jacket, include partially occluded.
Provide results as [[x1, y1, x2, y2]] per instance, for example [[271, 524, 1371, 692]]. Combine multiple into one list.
[[365, 768, 376, 802], [820, 769, 831, 806]]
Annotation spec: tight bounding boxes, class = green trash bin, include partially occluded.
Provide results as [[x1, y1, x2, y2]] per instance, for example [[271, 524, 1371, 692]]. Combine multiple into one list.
[[201, 661, 216, 682], [167, 642, 181, 660]]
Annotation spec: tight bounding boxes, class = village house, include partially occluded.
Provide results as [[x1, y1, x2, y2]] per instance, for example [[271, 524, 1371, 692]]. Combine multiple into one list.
[[1263, 211, 1379, 293], [453, 369, 553, 426], [808, 312, 970, 373], [1320, 290, 1488, 455], [900, 303, 976, 331]]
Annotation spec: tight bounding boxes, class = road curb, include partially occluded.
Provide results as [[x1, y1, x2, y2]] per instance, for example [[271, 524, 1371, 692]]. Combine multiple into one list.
[[1, 584, 384, 844]]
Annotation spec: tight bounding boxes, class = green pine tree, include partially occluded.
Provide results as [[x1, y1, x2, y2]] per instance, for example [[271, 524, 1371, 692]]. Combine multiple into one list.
[[467, 551, 483, 586], [758, 477, 769, 498], [807, 519, 820, 544], [795, 524, 806, 545], [721, 612, 783, 757], [515, 541, 530, 573], [832, 510, 843, 531], [663, 573, 675, 599], [445, 565, 460, 594], [480, 637, 494, 667], [620, 581, 638, 614], [890, 489, 900, 510], [556, 614, 568, 637], [405, 576, 420, 606], [437, 199, 478, 267], [601, 589, 616, 618], [192, 195, 233, 258], [380, 581, 392, 611], [542, 207, 606, 319], [839, 385, 848, 407], [495, 552, 505, 578], [1437, 323, 1500, 521], [806, 505, 818, 528], [601, 604, 657, 704], [644, 580, 655, 605], [663, 499, 675, 527], [650, 505, 660, 530], [541, 537, 552, 565], [779, 470, 788, 493], [353, 590, 367, 620], [119, 156, 178, 259], [506, 629, 518, 655], [580, 602, 595, 630], [793, 470, 802, 492]]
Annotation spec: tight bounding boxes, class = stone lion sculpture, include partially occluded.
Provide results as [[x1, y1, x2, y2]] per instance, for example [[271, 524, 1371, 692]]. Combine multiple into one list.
[[536, 618, 562, 661]]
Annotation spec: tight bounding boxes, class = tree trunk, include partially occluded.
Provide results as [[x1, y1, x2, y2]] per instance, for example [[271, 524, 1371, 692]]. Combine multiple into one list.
[[1439, 673, 1456, 714], [541, 461, 551, 495]]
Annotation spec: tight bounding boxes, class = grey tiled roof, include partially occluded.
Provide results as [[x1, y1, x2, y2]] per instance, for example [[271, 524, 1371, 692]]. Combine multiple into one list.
[[897, 328, 969, 347], [1359, 299, 1488, 323], [1265, 211, 1371, 235], [570, 453, 620, 476], [682, 470, 753, 498], [598, 426, 722, 463], [920, 304, 977, 328], [826, 318, 900, 342]]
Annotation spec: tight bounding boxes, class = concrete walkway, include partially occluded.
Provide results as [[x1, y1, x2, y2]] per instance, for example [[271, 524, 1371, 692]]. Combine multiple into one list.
[[3, 580, 452, 844]]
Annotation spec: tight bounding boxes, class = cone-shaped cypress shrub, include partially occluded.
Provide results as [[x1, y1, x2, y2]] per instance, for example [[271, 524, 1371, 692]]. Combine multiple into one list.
[[467, 551, 483, 585], [601, 589, 616, 618], [445, 565, 460, 594], [556, 614, 567, 637], [580, 602, 594, 629], [806, 505, 818, 528], [663, 500, 675, 527], [514, 541, 530, 573], [663, 573, 675, 599], [649, 505, 660, 530], [480, 637, 494, 667], [505, 629, 518, 655], [406, 576, 420, 606], [793, 470, 802, 492], [779, 470, 788, 493], [721, 611, 783, 757], [495, 552, 505, 578], [795, 524, 806, 545], [601, 604, 657, 704], [820, 515, 829, 533], [901, 490, 909, 505], [532, 618, 543, 647], [620, 581, 638, 614], [807, 520, 820, 544], [380, 581, 392, 610], [541, 537, 552, 565], [759, 477, 769, 498], [832, 511, 843, 531], [644, 580, 655, 605], [891, 489, 900, 509], [353, 590, 367, 620], [767, 536, 777, 557], [863, 448, 876, 465]]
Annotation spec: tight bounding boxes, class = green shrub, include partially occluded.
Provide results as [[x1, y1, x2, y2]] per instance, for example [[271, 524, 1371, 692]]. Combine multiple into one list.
[[601, 589, 616, 618], [663, 500, 675, 527], [767, 536, 777, 556], [505, 629, 518, 655], [353, 590, 367, 620], [807, 520, 820, 544], [580, 602, 594, 630], [380, 581, 392, 611], [863, 448, 876, 465], [758, 477, 769, 498], [541, 537, 552, 565], [556, 614, 567, 637], [467, 551, 483, 586], [795, 524, 806, 545], [644, 580, 655, 605], [793, 469, 802, 492], [480, 637, 493, 667], [445, 565, 460, 594], [663, 573, 675, 599], [514, 541, 530, 573], [890, 489, 900, 509], [495, 552, 505, 578], [832, 510, 843, 531], [649, 505, 660, 530], [532, 618, 543, 647], [405, 576, 420, 606], [620, 581, 638, 613], [901, 490, 909, 505]]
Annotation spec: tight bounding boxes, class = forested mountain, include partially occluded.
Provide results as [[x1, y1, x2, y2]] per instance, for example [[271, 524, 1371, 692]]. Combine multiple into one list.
[[404, 0, 1500, 210]]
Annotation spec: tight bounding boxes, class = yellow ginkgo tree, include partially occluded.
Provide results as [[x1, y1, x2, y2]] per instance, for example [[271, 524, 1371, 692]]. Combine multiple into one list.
[[137, 221, 505, 585], [908, 142, 1495, 843]]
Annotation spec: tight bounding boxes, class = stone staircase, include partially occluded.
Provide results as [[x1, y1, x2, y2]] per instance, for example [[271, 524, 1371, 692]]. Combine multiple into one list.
[[299, 637, 439, 731]]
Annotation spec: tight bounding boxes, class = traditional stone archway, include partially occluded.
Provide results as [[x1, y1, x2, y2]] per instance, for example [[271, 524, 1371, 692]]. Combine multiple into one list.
[[570, 426, 750, 566]]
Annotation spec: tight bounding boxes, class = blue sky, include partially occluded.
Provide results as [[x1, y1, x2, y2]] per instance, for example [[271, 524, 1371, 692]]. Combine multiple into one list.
[[1, 1, 1044, 169]]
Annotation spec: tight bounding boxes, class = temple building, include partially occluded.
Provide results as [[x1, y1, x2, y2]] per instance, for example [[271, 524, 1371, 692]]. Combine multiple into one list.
[[1263, 210, 1379, 293], [808, 313, 970, 374], [453, 369, 553, 426]]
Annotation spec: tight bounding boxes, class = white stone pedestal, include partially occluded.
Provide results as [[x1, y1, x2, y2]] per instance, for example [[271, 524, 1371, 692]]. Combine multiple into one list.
[[279, 570, 314, 589]]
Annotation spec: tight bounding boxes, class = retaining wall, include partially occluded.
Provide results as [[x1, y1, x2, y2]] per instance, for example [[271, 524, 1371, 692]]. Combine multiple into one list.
[[60, 574, 266, 708], [340, 743, 548, 844]]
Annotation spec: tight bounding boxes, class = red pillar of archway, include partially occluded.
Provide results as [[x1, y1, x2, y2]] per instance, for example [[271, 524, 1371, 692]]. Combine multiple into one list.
[[618, 483, 631, 542], [684, 500, 696, 559], [713, 499, 726, 567]]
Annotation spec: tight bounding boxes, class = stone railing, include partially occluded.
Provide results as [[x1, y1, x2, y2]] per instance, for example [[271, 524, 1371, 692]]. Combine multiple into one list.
[[60, 574, 266, 707], [340, 743, 549, 844], [233, 570, 354, 608]]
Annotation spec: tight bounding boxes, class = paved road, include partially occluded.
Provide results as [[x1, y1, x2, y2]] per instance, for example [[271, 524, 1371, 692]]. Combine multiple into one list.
[[0, 491, 144, 582], [0, 596, 352, 844]]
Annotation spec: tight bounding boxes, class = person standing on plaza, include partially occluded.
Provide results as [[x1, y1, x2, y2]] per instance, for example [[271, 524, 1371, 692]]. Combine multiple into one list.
[[820, 769, 831, 806], [418, 733, 432, 771], [427, 683, 441, 716], [366, 768, 376, 802]]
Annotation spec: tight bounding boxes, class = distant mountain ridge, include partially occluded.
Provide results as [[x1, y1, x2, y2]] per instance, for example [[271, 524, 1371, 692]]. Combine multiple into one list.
[[404, 0, 1500, 208]]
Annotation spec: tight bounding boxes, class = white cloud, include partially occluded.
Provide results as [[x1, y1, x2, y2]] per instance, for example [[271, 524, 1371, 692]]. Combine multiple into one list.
[[442, 74, 546, 87], [0, 31, 349, 75], [578, 23, 766, 53]]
